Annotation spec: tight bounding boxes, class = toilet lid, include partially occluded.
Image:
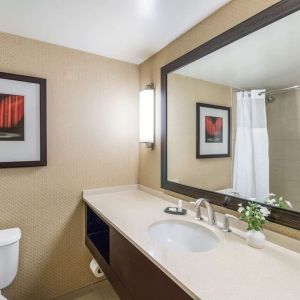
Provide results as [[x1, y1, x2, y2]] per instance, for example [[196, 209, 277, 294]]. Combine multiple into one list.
[[0, 228, 21, 246]]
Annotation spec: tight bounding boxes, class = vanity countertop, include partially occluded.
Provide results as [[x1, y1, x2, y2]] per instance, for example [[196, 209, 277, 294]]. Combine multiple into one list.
[[83, 185, 300, 300]]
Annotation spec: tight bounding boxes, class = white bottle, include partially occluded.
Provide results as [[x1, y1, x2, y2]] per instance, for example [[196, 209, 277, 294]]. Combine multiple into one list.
[[177, 200, 183, 212]]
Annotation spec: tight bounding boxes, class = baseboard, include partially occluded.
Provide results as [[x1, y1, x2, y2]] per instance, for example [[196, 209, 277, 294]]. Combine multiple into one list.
[[51, 279, 106, 300]]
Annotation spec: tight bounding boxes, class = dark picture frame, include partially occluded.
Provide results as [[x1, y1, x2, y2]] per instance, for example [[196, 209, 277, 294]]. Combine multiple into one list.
[[0, 72, 47, 168], [161, 1, 300, 230], [196, 103, 230, 159]]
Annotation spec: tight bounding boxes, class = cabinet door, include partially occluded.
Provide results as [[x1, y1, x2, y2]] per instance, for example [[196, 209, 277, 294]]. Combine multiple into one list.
[[110, 228, 193, 300]]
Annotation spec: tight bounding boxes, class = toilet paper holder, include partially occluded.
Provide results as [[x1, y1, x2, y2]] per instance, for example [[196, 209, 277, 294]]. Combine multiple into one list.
[[90, 258, 104, 278]]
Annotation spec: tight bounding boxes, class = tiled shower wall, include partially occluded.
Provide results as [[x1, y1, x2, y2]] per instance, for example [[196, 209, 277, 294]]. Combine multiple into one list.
[[268, 90, 300, 211]]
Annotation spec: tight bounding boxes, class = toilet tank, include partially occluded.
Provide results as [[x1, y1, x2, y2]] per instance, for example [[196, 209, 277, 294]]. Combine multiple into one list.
[[0, 228, 21, 289]]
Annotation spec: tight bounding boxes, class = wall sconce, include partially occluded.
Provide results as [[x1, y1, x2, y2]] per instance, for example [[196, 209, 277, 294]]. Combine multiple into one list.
[[139, 83, 155, 150]]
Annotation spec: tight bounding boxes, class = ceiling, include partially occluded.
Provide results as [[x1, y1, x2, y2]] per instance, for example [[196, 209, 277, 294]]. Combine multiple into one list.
[[175, 9, 300, 90], [0, 0, 229, 64]]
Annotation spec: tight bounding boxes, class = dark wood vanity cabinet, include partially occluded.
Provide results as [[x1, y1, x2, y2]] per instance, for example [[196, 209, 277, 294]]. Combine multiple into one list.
[[85, 204, 193, 300]]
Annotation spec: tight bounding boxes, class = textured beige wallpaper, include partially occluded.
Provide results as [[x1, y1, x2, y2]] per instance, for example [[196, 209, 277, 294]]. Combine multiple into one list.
[[168, 73, 232, 190], [138, 0, 300, 240], [0, 32, 139, 299]]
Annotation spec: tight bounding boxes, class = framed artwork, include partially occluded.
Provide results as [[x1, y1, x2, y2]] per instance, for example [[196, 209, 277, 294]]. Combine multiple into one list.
[[0, 72, 47, 168], [196, 103, 230, 159]]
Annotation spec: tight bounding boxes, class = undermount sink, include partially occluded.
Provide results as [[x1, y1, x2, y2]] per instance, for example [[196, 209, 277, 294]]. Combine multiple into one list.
[[148, 220, 219, 252]]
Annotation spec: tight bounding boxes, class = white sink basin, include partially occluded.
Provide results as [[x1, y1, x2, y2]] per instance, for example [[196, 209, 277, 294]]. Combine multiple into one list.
[[148, 220, 219, 252]]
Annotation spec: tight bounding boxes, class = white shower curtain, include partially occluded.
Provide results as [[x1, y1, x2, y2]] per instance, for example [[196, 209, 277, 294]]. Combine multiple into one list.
[[233, 90, 269, 201]]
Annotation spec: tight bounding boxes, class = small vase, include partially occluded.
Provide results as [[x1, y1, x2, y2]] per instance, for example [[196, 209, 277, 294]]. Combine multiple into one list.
[[246, 230, 265, 249]]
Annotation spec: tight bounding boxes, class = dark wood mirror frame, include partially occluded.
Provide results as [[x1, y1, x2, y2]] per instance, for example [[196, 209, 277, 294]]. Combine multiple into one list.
[[161, 0, 300, 230]]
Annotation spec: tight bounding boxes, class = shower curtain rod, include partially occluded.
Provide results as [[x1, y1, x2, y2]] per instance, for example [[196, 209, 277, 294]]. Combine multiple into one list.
[[259, 85, 300, 96], [235, 85, 300, 95]]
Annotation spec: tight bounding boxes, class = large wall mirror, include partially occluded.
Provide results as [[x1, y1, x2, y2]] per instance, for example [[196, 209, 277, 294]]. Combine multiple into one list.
[[161, 1, 300, 230]]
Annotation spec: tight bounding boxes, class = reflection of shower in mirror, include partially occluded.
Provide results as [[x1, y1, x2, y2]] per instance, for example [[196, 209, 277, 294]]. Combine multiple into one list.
[[263, 84, 300, 103], [266, 95, 275, 103]]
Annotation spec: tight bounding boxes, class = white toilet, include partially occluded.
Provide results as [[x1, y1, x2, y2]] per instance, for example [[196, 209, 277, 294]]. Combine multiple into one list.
[[0, 228, 21, 300]]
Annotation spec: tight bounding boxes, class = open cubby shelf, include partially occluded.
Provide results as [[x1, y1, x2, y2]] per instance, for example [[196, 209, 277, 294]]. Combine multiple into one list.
[[86, 206, 110, 264]]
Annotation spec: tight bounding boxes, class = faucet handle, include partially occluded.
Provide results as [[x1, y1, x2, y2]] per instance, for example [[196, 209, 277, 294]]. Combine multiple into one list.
[[222, 214, 238, 232], [189, 200, 203, 220]]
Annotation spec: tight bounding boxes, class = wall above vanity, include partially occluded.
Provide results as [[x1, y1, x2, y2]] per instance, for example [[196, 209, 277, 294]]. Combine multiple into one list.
[[161, 1, 300, 230]]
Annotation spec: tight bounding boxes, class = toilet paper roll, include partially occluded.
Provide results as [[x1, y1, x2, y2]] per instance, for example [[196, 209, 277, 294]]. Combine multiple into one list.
[[89, 258, 104, 278]]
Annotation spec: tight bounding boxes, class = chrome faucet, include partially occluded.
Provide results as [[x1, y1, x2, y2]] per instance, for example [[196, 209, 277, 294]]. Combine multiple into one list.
[[191, 198, 217, 226], [222, 214, 238, 232]]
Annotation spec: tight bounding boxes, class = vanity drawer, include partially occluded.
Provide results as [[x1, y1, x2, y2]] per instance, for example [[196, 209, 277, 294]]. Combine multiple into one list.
[[110, 227, 193, 300]]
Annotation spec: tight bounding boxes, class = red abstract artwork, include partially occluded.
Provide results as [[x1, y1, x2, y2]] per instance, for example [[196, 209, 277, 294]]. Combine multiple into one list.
[[0, 93, 25, 141], [205, 116, 223, 143]]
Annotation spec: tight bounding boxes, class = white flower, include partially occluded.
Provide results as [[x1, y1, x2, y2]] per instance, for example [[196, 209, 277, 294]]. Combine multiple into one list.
[[269, 193, 276, 197], [260, 206, 271, 217], [238, 207, 245, 213], [238, 203, 243, 207]]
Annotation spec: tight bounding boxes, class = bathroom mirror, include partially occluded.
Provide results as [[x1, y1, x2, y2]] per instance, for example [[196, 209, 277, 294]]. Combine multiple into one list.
[[161, 1, 300, 230]]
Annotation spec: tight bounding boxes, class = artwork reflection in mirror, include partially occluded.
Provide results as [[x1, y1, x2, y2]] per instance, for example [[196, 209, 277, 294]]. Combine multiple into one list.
[[167, 9, 300, 212], [196, 103, 230, 158]]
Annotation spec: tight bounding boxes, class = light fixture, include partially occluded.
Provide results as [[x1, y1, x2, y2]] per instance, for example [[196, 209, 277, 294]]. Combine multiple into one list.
[[139, 83, 155, 150]]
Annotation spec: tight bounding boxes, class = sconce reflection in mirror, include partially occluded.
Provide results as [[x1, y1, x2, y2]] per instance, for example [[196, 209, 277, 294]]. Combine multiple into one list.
[[139, 83, 155, 150]]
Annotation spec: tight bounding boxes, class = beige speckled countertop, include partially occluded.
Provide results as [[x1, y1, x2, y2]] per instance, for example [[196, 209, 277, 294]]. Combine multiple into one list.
[[83, 185, 300, 300]]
